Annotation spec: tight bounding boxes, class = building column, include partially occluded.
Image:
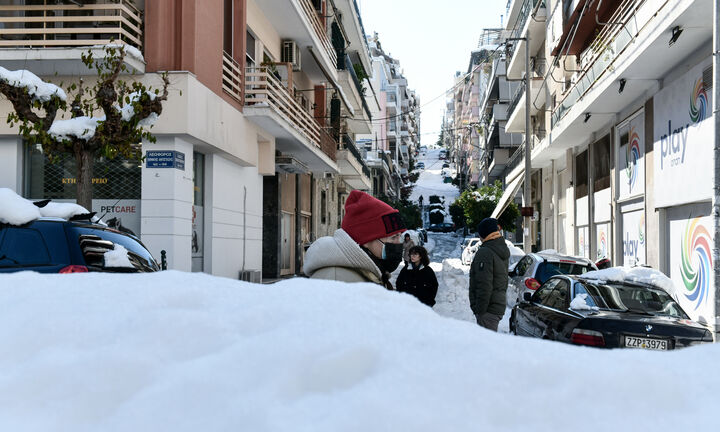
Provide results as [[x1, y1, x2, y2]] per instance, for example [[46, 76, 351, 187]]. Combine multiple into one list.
[[141, 136, 194, 271], [0, 137, 24, 193]]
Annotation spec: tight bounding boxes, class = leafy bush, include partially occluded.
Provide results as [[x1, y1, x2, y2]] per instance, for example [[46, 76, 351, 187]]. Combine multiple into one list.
[[377, 196, 422, 229], [429, 195, 442, 204], [449, 201, 466, 228], [454, 181, 519, 233]]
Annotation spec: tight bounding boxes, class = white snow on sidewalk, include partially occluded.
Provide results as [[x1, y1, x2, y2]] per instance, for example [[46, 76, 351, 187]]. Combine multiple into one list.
[[0, 271, 718, 431]]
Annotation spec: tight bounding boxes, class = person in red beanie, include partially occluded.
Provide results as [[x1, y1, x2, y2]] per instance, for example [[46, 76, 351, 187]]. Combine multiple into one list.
[[303, 190, 406, 289]]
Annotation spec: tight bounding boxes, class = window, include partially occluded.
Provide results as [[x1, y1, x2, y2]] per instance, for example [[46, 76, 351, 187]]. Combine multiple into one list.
[[533, 278, 559, 304], [544, 280, 569, 310], [193, 152, 204, 206], [575, 149, 588, 199], [0, 228, 51, 267], [573, 283, 598, 308], [593, 135, 611, 191], [515, 256, 533, 276], [223, 0, 233, 54], [320, 190, 327, 224], [535, 261, 592, 283], [246, 31, 256, 67]]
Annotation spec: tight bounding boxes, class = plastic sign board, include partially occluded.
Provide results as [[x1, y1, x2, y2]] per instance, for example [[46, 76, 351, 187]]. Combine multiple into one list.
[[622, 209, 645, 266], [146, 151, 185, 170], [618, 113, 645, 200], [653, 59, 713, 208], [668, 216, 715, 325]]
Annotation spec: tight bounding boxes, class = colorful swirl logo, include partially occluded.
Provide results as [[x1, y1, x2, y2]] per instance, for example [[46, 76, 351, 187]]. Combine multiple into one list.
[[638, 213, 645, 245], [680, 218, 712, 310], [689, 78, 708, 123], [625, 127, 641, 191]]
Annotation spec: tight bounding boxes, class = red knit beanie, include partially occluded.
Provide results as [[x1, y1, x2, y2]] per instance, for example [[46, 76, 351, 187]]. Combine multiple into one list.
[[342, 190, 405, 245]]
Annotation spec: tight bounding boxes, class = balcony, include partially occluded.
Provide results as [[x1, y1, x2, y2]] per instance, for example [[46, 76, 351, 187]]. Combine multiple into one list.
[[337, 55, 371, 133], [222, 51, 242, 103], [253, 0, 337, 83], [505, 74, 545, 133], [0, 0, 144, 75], [244, 67, 337, 172], [505, 0, 546, 80], [337, 134, 371, 190]]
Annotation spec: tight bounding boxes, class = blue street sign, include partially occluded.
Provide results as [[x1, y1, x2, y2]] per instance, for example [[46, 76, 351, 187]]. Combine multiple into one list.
[[146, 151, 185, 170]]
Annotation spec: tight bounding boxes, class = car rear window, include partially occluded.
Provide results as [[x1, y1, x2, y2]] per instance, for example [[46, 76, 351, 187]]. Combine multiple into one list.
[[0, 227, 51, 267], [577, 282, 689, 319], [536, 261, 592, 283], [68, 227, 159, 272]]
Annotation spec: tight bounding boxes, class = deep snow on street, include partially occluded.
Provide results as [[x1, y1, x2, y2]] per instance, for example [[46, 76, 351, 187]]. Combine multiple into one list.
[[1, 271, 719, 432]]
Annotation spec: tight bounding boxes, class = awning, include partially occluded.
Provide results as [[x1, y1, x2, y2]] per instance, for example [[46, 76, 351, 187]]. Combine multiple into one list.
[[491, 173, 524, 219]]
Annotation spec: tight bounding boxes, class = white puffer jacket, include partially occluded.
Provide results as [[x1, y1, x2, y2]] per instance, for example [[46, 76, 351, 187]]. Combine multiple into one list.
[[303, 229, 383, 284]]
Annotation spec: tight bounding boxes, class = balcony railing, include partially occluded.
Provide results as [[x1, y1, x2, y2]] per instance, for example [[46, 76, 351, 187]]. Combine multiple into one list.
[[506, 0, 543, 57], [298, 0, 337, 69], [342, 134, 371, 178], [552, 0, 663, 126], [245, 67, 323, 151], [507, 79, 526, 117], [222, 51, 243, 102], [344, 54, 372, 120], [0, 1, 142, 49]]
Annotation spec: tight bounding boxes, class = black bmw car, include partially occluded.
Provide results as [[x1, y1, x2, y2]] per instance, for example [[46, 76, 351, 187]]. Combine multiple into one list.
[[510, 275, 713, 349]]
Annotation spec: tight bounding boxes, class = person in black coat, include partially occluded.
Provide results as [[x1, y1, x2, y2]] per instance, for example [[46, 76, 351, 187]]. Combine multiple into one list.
[[396, 245, 438, 307]]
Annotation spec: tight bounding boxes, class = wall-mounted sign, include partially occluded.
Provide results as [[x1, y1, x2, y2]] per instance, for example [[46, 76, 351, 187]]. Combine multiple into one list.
[[622, 209, 645, 266], [146, 151, 185, 170]]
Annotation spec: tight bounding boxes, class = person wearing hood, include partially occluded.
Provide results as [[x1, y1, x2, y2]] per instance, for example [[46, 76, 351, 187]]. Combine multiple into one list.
[[303, 190, 406, 289], [469, 217, 511, 331]]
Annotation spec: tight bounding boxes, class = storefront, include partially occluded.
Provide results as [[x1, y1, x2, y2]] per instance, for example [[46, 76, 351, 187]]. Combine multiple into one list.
[[653, 58, 715, 326], [616, 110, 646, 266]]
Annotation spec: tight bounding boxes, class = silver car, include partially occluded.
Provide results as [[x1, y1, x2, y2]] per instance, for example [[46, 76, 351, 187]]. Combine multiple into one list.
[[507, 252, 596, 307]]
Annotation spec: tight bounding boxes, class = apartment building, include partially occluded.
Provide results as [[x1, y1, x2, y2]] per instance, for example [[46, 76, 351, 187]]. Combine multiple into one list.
[[358, 33, 420, 199], [0, 0, 379, 281], [498, 0, 717, 330]]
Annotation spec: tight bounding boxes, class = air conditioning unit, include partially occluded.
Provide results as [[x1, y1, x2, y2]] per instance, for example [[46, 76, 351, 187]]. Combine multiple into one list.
[[282, 40, 302, 71], [239, 270, 262, 283]]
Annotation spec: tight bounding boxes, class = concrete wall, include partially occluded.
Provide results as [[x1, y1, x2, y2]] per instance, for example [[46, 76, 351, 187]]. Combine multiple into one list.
[[0, 137, 23, 192], [205, 153, 263, 278]]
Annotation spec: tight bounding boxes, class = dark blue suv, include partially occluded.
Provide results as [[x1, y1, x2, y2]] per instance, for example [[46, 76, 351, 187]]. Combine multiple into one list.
[[0, 218, 160, 273]]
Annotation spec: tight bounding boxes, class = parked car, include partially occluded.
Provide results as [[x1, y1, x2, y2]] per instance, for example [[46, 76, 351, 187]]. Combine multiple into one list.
[[0, 217, 160, 273], [442, 162, 450, 168], [427, 222, 455, 233], [416, 162, 425, 169], [405, 229, 424, 247], [510, 275, 713, 349], [461, 237, 481, 265], [508, 252, 596, 306]]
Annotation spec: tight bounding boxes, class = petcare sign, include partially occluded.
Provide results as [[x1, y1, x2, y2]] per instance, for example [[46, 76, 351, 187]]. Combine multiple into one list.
[[653, 59, 714, 208]]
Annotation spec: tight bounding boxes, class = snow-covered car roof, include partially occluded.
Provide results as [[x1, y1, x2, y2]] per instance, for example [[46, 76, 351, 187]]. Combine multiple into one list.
[[0, 188, 93, 226], [576, 266, 678, 300], [530, 251, 594, 265]]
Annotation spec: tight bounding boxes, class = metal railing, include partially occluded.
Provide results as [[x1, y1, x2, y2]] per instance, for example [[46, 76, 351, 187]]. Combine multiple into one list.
[[342, 134, 371, 178], [320, 128, 337, 161], [552, 0, 665, 126], [245, 67, 321, 150], [298, 0, 337, 68], [507, 78, 526, 117], [0, 0, 142, 49], [344, 55, 372, 119], [505, 141, 526, 175], [222, 51, 243, 102], [506, 0, 543, 58]]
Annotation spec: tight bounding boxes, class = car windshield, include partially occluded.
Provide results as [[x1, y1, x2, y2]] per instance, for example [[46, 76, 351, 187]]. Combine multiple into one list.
[[69, 226, 160, 272], [575, 282, 689, 319], [536, 261, 592, 283]]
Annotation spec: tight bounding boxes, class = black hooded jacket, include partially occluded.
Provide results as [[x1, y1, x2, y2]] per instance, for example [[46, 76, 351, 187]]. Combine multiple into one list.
[[396, 263, 438, 307], [469, 237, 510, 316]]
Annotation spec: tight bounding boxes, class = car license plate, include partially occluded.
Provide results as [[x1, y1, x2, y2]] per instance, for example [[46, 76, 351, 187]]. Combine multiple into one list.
[[625, 336, 668, 350]]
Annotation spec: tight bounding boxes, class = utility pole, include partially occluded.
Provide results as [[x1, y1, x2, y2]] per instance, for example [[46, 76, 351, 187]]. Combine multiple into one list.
[[713, 0, 720, 339], [523, 32, 532, 253]]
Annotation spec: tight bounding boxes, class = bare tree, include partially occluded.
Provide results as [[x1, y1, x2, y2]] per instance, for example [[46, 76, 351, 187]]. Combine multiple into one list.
[[0, 45, 169, 210]]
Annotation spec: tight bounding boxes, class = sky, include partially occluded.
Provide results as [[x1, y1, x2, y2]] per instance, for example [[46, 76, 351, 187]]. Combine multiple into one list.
[[358, 0, 508, 147]]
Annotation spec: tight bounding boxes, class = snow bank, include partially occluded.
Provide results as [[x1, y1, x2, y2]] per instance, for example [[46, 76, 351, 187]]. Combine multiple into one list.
[[0, 66, 67, 102], [0, 188, 41, 225], [104, 244, 133, 268], [1, 271, 718, 431], [581, 266, 677, 299], [49, 116, 104, 141], [506, 239, 525, 269]]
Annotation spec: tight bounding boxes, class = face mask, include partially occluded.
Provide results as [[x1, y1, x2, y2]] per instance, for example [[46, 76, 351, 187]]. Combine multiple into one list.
[[379, 240, 404, 273]]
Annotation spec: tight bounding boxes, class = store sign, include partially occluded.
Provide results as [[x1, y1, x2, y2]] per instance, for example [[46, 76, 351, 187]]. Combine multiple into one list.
[[146, 151, 185, 170], [618, 114, 645, 199], [668, 216, 714, 325], [653, 59, 714, 208], [622, 210, 645, 266], [596, 223, 609, 260]]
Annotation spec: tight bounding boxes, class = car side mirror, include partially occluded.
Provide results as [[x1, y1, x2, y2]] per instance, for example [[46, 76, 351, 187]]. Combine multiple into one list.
[[523, 292, 533, 302]]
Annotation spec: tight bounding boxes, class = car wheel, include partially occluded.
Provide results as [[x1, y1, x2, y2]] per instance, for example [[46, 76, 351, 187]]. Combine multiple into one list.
[[509, 311, 517, 335]]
